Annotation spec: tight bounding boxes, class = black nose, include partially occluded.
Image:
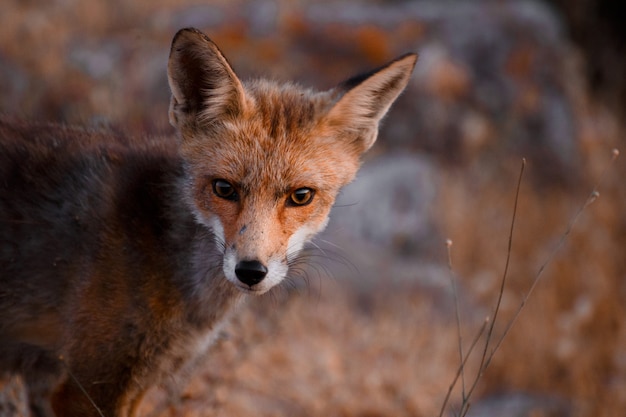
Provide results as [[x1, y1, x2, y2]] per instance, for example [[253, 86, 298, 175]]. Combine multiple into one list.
[[235, 260, 268, 287]]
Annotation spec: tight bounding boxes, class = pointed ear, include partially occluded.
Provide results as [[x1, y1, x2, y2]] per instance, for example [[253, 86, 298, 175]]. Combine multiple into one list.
[[167, 28, 246, 128], [326, 53, 417, 153]]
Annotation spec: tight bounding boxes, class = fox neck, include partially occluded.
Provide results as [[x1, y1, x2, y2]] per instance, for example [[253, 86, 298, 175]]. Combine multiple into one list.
[[165, 176, 246, 330], [186, 232, 247, 329]]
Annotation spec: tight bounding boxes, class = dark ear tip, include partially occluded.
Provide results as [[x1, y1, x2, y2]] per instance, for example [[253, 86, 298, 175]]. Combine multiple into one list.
[[394, 52, 419, 69], [173, 27, 202, 39], [172, 27, 198, 43], [171, 27, 215, 50], [338, 52, 417, 92]]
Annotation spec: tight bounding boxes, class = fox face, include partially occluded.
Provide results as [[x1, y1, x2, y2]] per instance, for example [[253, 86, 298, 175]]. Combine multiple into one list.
[[168, 28, 416, 294]]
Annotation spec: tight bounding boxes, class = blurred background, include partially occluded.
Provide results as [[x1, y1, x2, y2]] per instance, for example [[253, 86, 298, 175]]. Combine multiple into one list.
[[0, 0, 624, 416]]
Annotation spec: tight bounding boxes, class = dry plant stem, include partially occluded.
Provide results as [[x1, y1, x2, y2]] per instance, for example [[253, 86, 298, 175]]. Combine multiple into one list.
[[441, 158, 525, 417], [437, 317, 489, 417], [59, 356, 106, 417], [480, 160, 525, 368], [446, 240, 467, 401], [463, 158, 526, 404], [435, 155, 525, 417], [489, 148, 620, 358], [439, 148, 619, 417]]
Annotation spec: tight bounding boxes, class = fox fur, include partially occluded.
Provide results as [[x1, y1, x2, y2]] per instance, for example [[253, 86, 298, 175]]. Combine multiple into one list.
[[0, 28, 416, 416]]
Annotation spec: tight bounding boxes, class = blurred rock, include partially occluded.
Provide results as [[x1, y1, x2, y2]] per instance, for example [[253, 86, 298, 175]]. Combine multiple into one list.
[[69, 40, 121, 80], [464, 393, 571, 417], [319, 154, 448, 293], [282, 1, 583, 185], [328, 154, 439, 258], [166, 4, 226, 30]]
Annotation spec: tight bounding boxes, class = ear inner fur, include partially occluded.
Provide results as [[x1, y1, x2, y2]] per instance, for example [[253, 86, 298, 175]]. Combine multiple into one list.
[[167, 28, 247, 128], [325, 53, 417, 152]]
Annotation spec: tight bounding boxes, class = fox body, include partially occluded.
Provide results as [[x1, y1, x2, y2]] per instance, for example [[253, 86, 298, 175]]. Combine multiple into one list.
[[0, 28, 416, 416]]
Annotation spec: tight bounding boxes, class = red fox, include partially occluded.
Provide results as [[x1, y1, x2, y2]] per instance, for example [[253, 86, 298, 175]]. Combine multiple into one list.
[[0, 28, 416, 416]]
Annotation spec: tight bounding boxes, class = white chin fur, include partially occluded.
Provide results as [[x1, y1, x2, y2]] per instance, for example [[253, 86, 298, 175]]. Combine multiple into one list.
[[286, 223, 319, 257], [206, 216, 226, 245]]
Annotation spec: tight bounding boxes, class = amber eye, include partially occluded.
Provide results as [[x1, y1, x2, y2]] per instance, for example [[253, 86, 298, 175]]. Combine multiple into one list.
[[212, 179, 238, 201], [288, 188, 314, 206]]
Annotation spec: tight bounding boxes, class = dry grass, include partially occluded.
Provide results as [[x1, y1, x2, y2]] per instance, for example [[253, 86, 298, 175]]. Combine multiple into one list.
[[437, 147, 625, 416]]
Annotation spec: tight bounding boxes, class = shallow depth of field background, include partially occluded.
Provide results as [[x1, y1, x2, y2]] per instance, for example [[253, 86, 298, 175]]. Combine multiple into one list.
[[0, 1, 625, 416]]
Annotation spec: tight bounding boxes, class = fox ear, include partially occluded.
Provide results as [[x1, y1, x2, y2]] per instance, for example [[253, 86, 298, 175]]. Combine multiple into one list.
[[167, 28, 246, 128], [326, 53, 417, 153]]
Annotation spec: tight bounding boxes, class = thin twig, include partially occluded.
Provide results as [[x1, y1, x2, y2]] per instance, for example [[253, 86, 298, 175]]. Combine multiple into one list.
[[463, 158, 526, 405], [446, 239, 466, 402], [437, 156, 526, 417], [59, 355, 106, 417], [438, 317, 489, 417], [488, 148, 619, 360], [438, 148, 619, 416]]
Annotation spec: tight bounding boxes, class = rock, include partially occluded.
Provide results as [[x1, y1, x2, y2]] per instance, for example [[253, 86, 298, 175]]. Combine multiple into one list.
[[290, 1, 582, 184], [328, 154, 440, 258], [464, 393, 571, 417]]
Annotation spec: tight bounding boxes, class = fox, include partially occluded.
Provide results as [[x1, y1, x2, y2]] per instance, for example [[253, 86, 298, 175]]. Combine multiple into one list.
[[0, 27, 416, 416]]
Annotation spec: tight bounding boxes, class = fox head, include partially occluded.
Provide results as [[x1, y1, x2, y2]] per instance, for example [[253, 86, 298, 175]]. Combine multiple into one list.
[[167, 28, 416, 294]]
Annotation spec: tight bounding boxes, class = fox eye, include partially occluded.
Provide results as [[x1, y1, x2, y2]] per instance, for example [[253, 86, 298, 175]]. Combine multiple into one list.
[[288, 188, 315, 206], [212, 179, 238, 201]]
